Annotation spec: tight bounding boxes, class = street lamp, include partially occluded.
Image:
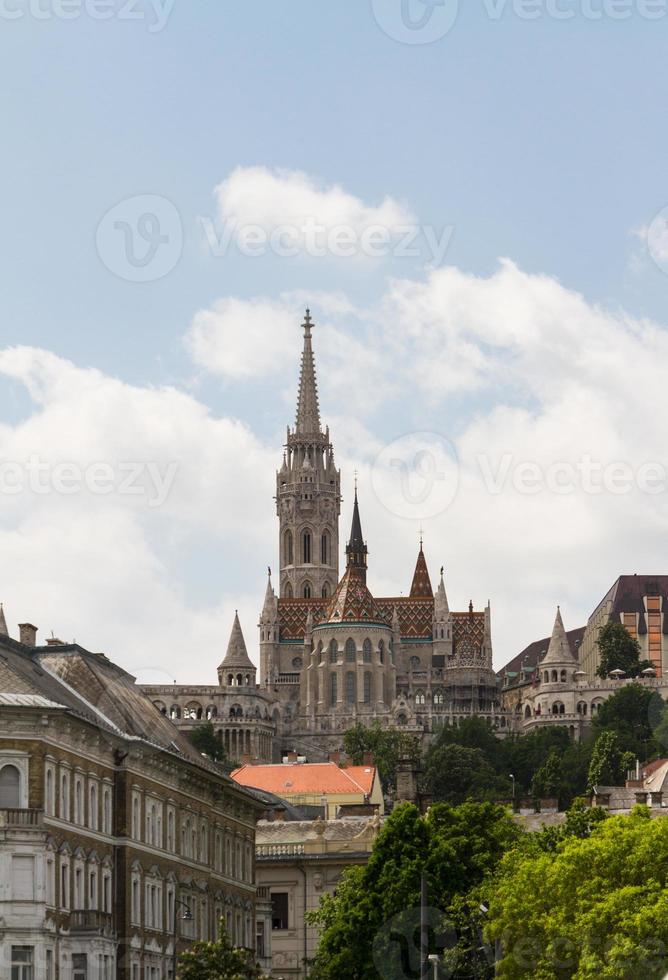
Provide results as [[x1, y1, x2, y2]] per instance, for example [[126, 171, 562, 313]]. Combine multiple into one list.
[[509, 774, 515, 803], [428, 953, 440, 979], [172, 900, 193, 980]]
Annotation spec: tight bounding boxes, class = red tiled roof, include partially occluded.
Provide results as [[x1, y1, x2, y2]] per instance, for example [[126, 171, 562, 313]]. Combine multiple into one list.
[[230, 762, 376, 797]]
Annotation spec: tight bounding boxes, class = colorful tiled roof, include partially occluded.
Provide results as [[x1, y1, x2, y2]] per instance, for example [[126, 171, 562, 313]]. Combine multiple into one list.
[[322, 565, 385, 626], [230, 762, 377, 798], [409, 548, 433, 598]]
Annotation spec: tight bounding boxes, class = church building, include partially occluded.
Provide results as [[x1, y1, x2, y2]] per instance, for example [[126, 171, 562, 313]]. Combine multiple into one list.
[[143, 311, 502, 760]]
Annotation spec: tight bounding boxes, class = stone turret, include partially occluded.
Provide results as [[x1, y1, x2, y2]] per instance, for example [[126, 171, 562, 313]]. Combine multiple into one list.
[[539, 607, 577, 685], [259, 570, 279, 687], [432, 568, 453, 659], [218, 613, 256, 688]]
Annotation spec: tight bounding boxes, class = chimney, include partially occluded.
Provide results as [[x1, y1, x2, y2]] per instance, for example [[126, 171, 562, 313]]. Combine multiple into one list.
[[19, 624, 38, 648]]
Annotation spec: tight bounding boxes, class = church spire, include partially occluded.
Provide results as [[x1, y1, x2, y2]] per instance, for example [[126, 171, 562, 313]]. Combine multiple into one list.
[[295, 308, 321, 435], [346, 487, 368, 574], [0, 603, 7, 637], [409, 537, 433, 598]]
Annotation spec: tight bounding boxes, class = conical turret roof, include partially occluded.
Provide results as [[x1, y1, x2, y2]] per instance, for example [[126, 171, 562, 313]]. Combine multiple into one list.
[[540, 607, 576, 667], [220, 613, 256, 670], [410, 545, 433, 597], [435, 569, 449, 616]]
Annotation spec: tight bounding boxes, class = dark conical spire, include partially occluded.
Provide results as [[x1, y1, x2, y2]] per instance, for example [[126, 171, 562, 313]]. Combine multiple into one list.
[[295, 309, 321, 435], [0, 603, 7, 637], [346, 486, 368, 575]]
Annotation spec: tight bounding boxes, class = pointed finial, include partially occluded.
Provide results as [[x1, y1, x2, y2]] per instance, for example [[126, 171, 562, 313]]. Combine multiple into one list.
[[440, 566, 444, 577], [419, 524, 424, 550]]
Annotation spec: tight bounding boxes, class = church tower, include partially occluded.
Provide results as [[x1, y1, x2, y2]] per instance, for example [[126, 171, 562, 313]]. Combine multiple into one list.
[[277, 310, 341, 600]]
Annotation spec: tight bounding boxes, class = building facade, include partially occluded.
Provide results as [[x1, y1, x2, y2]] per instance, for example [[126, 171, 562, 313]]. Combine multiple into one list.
[[143, 310, 504, 762], [0, 617, 263, 980]]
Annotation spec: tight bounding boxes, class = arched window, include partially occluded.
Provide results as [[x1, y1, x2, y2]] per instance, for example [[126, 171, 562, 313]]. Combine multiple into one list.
[[321, 531, 330, 565], [379, 640, 385, 665], [433, 691, 444, 706], [524, 705, 532, 718], [330, 673, 338, 705], [170, 705, 181, 720], [345, 638, 356, 663], [303, 530, 312, 564], [284, 582, 293, 598], [303, 583, 312, 598], [0, 764, 20, 808], [577, 701, 587, 715], [560, 669, 567, 683], [329, 640, 338, 663], [363, 639, 372, 663], [322, 584, 329, 598], [543, 672, 549, 684], [410, 656, 421, 670], [551, 670, 558, 683], [363, 672, 372, 704], [345, 672, 356, 704], [284, 530, 293, 565], [415, 692, 426, 706]]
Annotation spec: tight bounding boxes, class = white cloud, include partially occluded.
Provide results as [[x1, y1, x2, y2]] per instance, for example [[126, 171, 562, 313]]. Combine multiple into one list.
[[212, 166, 416, 259]]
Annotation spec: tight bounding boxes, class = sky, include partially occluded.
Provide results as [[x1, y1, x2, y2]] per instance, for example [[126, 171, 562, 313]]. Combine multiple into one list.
[[1, 1, 668, 682]]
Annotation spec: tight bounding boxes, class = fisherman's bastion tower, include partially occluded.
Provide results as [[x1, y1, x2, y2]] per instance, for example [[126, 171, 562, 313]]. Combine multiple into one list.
[[143, 311, 502, 760]]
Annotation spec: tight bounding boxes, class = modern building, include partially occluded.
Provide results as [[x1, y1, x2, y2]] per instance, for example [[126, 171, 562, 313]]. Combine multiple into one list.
[[230, 761, 383, 820], [143, 310, 503, 762], [0, 614, 263, 980]]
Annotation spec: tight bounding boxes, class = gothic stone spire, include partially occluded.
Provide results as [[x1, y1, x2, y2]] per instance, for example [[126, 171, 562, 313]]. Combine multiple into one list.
[[295, 308, 321, 435], [220, 612, 255, 671], [541, 606, 576, 667], [346, 487, 367, 574], [410, 543, 433, 598]]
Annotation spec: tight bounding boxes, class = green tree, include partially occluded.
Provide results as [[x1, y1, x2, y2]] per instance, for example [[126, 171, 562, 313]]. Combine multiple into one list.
[[188, 722, 226, 763], [423, 744, 502, 804], [177, 921, 267, 979], [587, 731, 626, 790], [485, 808, 668, 978], [343, 723, 420, 793], [592, 682, 661, 758], [307, 801, 520, 980], [530, 749, 563, 800], [595, 621, 648, 679]]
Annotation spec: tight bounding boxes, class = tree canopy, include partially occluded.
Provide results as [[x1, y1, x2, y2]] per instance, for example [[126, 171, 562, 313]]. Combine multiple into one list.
[[177, 921, 267, 980], [343, 722, 420, 793], [187, 721, 227, 763], [595, 621, 648, 679], [485, 807, 668, 978], [307, 801, 520, 980]]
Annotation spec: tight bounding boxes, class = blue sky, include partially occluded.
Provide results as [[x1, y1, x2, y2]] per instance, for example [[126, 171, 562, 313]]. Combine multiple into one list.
[[1, 1, 668, 679]]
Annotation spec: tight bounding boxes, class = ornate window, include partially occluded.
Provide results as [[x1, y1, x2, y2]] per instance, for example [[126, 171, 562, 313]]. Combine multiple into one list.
[[345, 638, 356, 662], [363, 639, 372, 663], [329, 639, 338, 663], [284, 530, 293, 565], [415, 692, 426, 706], [345, 672, 356, 704], [410, 656, 421, 670], [303, 583, 312, 598], [303, 530, 312, 564], [363, 672, 372, 704], [322, 584, 329, 598], [284, 582, 293, 598], [330, 673, 338, 705], [321, 531, 330, 565]]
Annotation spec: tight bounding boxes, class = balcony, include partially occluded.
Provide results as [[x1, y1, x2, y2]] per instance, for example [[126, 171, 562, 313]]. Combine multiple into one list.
[[256, 843, 305, 859], [69, 910, 115, 937], [0, 808, 44, 828]]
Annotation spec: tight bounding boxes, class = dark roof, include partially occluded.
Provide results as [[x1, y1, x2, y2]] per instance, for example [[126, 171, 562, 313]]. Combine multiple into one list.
[[347, 491, 366, 557], [409, 548, 433, 598], [497, 626, 585, 681], [593, 575, 668, 636]]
